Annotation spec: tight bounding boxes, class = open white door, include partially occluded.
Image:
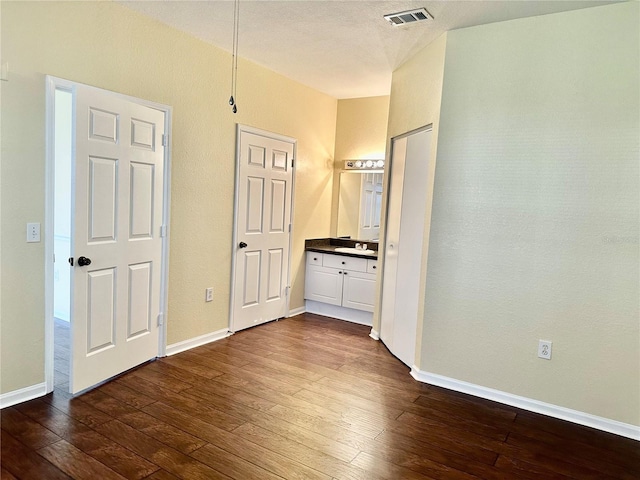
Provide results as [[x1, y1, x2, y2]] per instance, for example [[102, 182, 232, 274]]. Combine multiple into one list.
[[380, 127, 432, 367], [70, 85, 165, 393], [232, 126, 295, 332]]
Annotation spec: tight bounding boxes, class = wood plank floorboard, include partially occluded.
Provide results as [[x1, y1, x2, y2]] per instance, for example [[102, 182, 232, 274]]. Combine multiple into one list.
[[2, 314, 638, 479]]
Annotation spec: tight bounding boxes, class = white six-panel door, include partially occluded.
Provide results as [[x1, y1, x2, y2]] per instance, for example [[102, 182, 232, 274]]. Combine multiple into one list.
[[232, 127, 295, 331], [70, 85, 165, 393]]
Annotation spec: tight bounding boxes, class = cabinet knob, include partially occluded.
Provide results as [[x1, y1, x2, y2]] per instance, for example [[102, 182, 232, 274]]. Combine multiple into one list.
[[372, 265, 376, 269], [341, 261, 345, 265], [343, 271, 348, 275], [314, 257, 318, 261], [339, 271, 342, 274]]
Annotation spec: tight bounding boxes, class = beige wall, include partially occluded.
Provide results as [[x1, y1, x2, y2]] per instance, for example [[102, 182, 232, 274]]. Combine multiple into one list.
[[421, 3, 639, 425], [331, 96, 389, 238], [374, 33, 448, 347], [0, 1, 336, 394]]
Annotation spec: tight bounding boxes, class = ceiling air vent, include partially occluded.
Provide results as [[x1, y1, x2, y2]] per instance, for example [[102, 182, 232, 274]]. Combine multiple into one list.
[[384, 8, 433, 27]]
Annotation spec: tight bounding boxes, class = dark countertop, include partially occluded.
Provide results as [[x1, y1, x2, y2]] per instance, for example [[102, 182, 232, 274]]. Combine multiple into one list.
[[305, 238, 378, 260]]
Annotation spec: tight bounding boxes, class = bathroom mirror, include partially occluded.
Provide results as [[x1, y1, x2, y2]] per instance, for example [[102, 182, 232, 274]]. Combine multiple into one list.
[[336, 171, 383, 241]]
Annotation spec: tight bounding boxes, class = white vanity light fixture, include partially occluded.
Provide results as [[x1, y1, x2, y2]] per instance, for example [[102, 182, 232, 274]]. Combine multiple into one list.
[[344, 159, 385, 172]]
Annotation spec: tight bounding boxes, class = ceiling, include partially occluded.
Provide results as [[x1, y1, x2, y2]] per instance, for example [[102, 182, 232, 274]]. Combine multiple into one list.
[[119, 0, 618, 99]]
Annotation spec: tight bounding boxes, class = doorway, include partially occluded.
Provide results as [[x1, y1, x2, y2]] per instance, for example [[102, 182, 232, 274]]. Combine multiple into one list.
[[45, 77, 172, 394], [379, 126, 432, 367], [52, 88, 73, 391]]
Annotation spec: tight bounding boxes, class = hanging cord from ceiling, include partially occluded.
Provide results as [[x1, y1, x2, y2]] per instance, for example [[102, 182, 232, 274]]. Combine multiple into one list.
[[229, 0, 240, 113]]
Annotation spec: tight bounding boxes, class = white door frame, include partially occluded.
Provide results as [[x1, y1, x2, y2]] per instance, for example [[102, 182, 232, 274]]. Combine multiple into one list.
[[229, 124, 297, 332], [44, 76, 173, 393]]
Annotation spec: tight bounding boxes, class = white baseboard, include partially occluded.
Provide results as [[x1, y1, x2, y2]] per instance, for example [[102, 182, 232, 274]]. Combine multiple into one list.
[[305, 300, 373, 326], [410, 367, 640, 441], [0, 382, 48, 409], [287, 306, 306, 317], [165, 328, 231, 356], [369, 329, 380, 340]]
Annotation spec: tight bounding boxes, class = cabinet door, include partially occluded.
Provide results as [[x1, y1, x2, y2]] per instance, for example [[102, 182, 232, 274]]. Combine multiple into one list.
[[342, 270, 376, 312], [305, 264, 343, 306]]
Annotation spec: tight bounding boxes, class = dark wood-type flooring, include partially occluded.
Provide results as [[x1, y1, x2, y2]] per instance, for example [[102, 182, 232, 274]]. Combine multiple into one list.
[[2, 314, 639, 479]]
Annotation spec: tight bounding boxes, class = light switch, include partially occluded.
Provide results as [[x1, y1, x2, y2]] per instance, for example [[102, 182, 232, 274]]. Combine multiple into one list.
[[27, 223, 41, 243]]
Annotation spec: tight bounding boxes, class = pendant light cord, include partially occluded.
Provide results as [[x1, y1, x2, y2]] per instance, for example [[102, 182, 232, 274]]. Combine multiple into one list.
[[229, 0, 240, 113]]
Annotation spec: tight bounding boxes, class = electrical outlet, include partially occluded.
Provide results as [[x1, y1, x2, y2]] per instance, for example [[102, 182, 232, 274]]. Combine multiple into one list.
[[538, 340, 552, 360], [205, 287, 213, 302], [27, 222, 41, 243]]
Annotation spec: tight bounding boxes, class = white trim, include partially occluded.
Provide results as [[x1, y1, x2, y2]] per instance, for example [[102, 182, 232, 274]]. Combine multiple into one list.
[[44, 76, 172, 392], [44, 76, 59, 394], [305, 300, 373, 326], [157, 100, 173, 357], [369, 329, 380, 340], [410, 367, 640, 441], [165, 329, 232, 356], [0, 383, 47, 409], [287, 306, 306, 317]]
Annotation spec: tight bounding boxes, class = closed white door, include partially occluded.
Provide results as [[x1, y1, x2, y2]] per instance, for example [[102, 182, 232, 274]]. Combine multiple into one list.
[[232, 127, 295, 331], [380, 127, 432, 367], [70, 85, 165, 393]]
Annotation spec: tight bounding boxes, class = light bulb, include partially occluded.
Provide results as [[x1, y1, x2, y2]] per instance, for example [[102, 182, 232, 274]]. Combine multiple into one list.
[[365, 160, 373, 168]]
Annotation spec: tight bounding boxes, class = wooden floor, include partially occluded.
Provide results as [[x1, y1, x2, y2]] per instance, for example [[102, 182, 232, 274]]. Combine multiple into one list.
[[2, 314, 638, 479]]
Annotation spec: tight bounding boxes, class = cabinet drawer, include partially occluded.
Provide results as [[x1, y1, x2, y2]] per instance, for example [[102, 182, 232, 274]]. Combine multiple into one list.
[[367, 259, 378, 274], [323, 254, 367, 272], [307, 252, 323, 266]]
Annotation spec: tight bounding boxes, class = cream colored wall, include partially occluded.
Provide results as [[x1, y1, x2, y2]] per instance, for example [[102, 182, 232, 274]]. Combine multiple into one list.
[[422, 3, 639, 425], [0, 1, 336, 394], [373, 34, 447, 345], [330, 96, 389, 237]]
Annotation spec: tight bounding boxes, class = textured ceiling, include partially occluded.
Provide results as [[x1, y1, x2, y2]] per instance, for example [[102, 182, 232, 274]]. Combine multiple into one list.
[[119, 0, 618, 99]]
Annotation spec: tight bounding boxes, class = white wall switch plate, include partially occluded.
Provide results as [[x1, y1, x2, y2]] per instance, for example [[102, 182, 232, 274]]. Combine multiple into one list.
[[205, 287, 213, 302], [27, 223, 41, 243]]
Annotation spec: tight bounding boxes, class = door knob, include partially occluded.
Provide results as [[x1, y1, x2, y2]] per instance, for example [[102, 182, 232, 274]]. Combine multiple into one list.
[[239, 242, 248, 249], [77, 256, 92, 267]]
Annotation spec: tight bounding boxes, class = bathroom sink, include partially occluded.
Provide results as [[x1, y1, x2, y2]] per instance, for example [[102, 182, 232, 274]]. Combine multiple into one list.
[[334, 247, 376, 255]]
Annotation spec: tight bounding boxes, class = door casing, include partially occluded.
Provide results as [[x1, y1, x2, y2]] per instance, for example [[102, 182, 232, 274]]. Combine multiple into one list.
[[44, 76, 173, 393]]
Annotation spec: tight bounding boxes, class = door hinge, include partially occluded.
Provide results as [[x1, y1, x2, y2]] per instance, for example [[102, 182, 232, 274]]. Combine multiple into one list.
[[291, 158, 295, 168], [288, 223, 292, 233], [160, 225, 167, 237], [157, 313, 164, 326], [162, 134, 168, 147]]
